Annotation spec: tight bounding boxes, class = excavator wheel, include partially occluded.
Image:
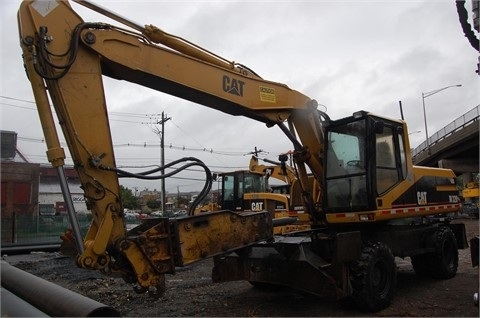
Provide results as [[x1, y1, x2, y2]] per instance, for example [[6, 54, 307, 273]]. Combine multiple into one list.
[[430, 226, 458, 279], [412, 226, 458, 279], [349, 241, 396, 312]]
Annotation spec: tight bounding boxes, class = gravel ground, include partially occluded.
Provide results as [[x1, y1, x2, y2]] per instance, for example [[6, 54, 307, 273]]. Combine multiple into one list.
[[3, 217, 479, 317]]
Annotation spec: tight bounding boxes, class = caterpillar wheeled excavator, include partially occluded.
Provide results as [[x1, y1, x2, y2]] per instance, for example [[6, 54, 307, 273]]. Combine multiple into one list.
[[17, 0, 467, 311]]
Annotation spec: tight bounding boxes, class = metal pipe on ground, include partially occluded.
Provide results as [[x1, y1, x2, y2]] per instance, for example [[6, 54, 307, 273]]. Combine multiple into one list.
[[1, 243, 60, 255], [1, 288, 49, 317], [1, 261, 120, 317]]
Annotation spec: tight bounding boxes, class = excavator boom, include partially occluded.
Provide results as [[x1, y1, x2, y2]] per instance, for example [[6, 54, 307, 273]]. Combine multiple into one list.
[[17, 0, 322, 295]]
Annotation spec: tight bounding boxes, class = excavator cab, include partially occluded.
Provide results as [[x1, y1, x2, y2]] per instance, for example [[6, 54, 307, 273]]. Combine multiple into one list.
[[218, 170, 306, 234], [220, 171, 268, 211], [324, 111, 407, 213]]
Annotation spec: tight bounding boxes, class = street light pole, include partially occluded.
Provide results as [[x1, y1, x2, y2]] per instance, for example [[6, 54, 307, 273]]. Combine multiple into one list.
[[421, 84, 462, 154], [421, 94, 429, 151]]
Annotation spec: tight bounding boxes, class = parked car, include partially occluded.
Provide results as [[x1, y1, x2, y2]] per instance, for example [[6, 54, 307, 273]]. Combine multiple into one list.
[[173, 210, 188, 217], [124, 210, 139, 221], [151, 211, 163, 217], [463, 202, 479, 219], [137, 213, 149, 219]]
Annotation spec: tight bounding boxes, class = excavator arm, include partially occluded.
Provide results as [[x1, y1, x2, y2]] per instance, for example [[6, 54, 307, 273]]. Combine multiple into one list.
[[248, 154, 298, 185], [17, 0, 325, 295]]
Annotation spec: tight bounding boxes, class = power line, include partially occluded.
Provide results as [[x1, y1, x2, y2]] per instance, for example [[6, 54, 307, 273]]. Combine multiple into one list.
[[0, 96, 35, 104], [113, 142, 249, 156], [17, 134, 252, 157], [1, 96, 155, 120], [3, 95, 275, 170], [3, 96, 248, 155], [1, 101, 147, 123], [170, 119, 207, 150], [0, 102, 37, 110]]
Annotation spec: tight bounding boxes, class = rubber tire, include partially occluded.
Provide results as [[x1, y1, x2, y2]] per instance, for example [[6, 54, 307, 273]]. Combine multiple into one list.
[[411, 226, 458, 279], [429, 226, 459, 279], [349, 241, 397, 312]]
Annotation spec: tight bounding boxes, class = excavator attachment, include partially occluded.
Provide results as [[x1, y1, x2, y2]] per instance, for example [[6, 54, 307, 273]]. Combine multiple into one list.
[[116, 210, 272, 297]]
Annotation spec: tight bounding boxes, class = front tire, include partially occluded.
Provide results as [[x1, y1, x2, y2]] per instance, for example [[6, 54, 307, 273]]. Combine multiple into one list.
[[350, 241, 397, 312]]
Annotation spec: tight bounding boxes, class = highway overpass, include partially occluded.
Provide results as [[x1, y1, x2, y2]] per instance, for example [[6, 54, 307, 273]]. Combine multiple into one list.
[[412, 105, 479, 180]]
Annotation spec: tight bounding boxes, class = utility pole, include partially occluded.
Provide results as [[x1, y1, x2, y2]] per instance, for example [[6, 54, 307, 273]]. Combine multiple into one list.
[[159, 112, 171, 214], [148, 112, 171, 214], [177, 185, 180, 210]]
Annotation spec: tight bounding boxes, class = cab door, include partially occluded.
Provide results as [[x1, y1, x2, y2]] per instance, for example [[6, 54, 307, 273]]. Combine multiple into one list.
[[221, 172, 244, 211]]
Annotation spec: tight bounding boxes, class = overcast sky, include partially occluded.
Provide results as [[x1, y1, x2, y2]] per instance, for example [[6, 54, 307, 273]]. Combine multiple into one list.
[[1, 0, 479, 194]]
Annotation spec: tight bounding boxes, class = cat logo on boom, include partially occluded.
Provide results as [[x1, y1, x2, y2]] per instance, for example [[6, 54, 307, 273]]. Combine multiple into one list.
[[223, 75, 245, 96]]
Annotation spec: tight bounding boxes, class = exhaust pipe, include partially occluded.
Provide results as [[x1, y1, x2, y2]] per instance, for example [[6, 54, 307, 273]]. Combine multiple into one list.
[[1, 261, 120, 317]]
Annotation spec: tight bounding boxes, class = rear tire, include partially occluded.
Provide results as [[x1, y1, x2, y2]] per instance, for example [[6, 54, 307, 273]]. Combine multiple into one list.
[[411, 226, 458, 279], [350, 241, 397, 312], [430, 226, 458, 279]]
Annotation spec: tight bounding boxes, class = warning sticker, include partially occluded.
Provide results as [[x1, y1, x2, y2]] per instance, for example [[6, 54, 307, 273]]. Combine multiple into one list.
[[32, 0, 59, 17], [259, 86, 276, 103]]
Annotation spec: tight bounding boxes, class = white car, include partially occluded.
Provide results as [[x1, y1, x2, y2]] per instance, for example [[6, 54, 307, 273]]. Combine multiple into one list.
[[124, 211, 139, 221]]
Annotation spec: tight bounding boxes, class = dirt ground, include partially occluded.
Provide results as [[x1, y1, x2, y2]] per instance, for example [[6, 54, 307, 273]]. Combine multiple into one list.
[[3, 217, 479, 317]]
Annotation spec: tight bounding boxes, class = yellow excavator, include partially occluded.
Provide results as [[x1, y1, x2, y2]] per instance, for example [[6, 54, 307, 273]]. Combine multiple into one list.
[[17, 0, 467, 311], [247, 153, 317, 228], [194, 152, 311, 234], [462, 181, 479, 218]]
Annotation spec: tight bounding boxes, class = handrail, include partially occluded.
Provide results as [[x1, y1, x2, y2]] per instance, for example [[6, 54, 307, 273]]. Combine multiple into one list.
[[412, 104, 480, 158]]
